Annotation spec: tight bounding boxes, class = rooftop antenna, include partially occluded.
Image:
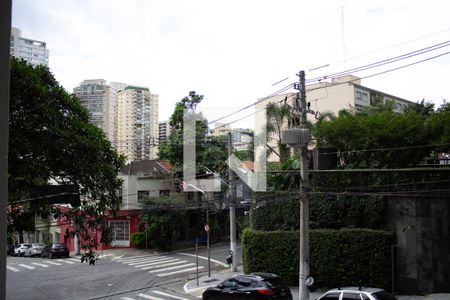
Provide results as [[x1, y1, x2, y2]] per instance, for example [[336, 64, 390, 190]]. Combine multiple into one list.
[[341, 0, 347, 64]]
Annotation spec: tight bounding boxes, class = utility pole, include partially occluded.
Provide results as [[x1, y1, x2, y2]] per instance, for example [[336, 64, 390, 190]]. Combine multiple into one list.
[[297, 71, 310, 300], [228, 132, 237, 271], [0, 1, 12, 298], [281, 71, 311, 300]]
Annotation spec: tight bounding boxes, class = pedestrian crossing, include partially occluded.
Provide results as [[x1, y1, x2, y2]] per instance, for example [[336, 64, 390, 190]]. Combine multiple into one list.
[[116, 255, 204, 277], [6, 257, 81, 272], [118, 289, 193, 300]]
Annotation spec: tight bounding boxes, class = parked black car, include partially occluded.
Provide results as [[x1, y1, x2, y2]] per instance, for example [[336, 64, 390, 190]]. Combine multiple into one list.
[[202, 273, 292, 300], [6, 245, 15, 256], [41, 243, 69, 258]]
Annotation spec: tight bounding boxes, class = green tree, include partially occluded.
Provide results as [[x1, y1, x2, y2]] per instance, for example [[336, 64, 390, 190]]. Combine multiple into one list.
[[9, 58, 125, 259], [312, 104, 433, 168], [158, 91, 228, 175], [139, 196, 184, 251], [266, 102, 292, 164]]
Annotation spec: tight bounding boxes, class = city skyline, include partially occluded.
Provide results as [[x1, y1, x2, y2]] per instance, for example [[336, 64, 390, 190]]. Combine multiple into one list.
[[11, 0, 450, 130]]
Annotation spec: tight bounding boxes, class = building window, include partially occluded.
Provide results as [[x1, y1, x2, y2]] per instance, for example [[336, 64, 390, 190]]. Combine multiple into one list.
[[54, 232, 60, 243], [159, 190, 170, 197], [138, 190, 150, 203]]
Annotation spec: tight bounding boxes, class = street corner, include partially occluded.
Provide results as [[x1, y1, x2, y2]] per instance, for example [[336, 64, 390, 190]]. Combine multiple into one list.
[[183, 276, 224, 298]]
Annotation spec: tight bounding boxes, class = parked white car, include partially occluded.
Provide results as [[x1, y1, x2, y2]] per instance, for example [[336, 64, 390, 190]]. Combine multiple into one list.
[[13, 243, 32, 257], [23, 243, 46, 257]]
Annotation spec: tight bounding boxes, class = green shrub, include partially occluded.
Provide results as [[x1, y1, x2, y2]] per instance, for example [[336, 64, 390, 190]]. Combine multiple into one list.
[[131, 232, 145, 248], [242, 228, 394, 289], [251, 193, 384, 230]]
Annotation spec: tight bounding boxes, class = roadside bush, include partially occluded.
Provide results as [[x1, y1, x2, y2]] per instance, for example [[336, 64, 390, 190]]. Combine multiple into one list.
[[242, 228, 393, 289], [251, 193, 384, 230], [131, 232, 145, 248]]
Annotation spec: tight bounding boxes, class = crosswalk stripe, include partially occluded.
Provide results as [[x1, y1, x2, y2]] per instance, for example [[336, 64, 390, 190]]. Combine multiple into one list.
[[132, 258, 179, 267], [127, 257, 171, 266], [18, 264, 35, 270], [141, 260, 187, 270], [137, 294, 164, 300], [68, 258, 80, 262], [120, 297, 135, 300], [119, 256, 167, 263], [44, 261, 62, 266], [152, 290, 190, 300], [6, 266, 20, 272], [157, 266, 203, 277], [31, 262, 49, 268], [56, 259, 75, 264], [112, 255, 125, 260], [117, 254, 158, 261], [149, 263, 195, 273]]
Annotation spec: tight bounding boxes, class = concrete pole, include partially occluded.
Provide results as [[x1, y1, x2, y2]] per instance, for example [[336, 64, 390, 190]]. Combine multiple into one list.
[[228, 133, 237, 271], [297, 71, 310, 300], [0, 2, 11, 298]]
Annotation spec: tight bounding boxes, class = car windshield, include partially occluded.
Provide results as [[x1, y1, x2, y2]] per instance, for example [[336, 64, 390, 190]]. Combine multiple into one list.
[[372, 291, 397, 300]]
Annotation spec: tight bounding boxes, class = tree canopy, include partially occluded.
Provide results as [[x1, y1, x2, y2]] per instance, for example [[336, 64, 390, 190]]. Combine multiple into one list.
[[9, 58, 125, 253], [158, 91, 228, 175], [312, 101, 450, 168]]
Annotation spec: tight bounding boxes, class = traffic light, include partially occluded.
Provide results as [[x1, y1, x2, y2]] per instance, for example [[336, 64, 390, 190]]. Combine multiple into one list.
[[175, 179, 181, 193]]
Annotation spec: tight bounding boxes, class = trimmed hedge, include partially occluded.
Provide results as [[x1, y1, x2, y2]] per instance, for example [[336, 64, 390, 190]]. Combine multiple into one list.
[[242, 228, 394, 289], [251, 193, 384, 231]]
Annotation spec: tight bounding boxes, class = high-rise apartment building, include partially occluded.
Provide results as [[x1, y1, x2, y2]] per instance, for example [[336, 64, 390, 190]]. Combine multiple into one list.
[[116, 86, 159, 161], [158, 120, 172, 144], [10, 27, 49, 66], [73, 80, 114, 144]]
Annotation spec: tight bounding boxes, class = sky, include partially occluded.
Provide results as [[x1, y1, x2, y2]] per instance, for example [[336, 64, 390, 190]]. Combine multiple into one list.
[[11, 0, 450, 129]]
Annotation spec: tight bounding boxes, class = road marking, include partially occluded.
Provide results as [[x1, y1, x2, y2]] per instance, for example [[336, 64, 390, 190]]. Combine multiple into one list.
[[118, 254, 157, 260], [126, 257, 171, 265], [119, 256, 167, 263], [120, 298, 135, 300], [68, 258, 80, 262], [133, 258, 179, 267], [31, 262, 49, 268], [18, 264, 35, 270], [57, 259, 75, 264], [137, 294, 164, 300], [157, 266, 203, 277], [6, 266, 20, 272], [44, 261, 62, 266], [112, 254, 125, 260], [152, 290, 190, 300], [149, 263, 195, 273], [141, 260, 187, 270], [178, 252, 228, 267]]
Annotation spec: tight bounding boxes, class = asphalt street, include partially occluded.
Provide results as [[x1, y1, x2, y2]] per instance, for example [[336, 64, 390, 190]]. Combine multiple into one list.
[[6, 243, 238, 300]]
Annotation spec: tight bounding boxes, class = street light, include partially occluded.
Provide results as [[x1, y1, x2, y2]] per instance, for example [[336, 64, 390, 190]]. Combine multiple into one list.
[[187, 183, 211, 277]]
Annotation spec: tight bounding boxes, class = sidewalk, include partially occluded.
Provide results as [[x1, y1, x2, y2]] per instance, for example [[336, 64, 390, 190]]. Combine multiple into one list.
[[183, 265, 450, 300]]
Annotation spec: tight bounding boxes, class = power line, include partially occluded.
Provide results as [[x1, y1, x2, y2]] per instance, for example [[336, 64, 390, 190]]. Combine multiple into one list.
[[306, 39, 450, 83]]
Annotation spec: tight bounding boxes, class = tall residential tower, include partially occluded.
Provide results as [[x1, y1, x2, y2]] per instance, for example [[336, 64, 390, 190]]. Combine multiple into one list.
[[10, 27, 49, 66], [116, 86, 159, 161]]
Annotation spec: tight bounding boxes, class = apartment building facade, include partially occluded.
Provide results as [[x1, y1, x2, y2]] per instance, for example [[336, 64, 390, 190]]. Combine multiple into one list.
[[116, 86, 159, 161], [73, 79, 119, 145], [10, 27, 49, 66], [158, 120, 172, 144], [256, 75, 415, 162]]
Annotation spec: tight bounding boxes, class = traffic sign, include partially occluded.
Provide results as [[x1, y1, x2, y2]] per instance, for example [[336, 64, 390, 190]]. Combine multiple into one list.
[[204, 224, 209, 232]]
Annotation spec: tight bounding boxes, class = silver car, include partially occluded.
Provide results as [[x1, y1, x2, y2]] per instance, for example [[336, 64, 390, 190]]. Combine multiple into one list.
[[23, 243, 46, 257], [315, 287, 397, 300]]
